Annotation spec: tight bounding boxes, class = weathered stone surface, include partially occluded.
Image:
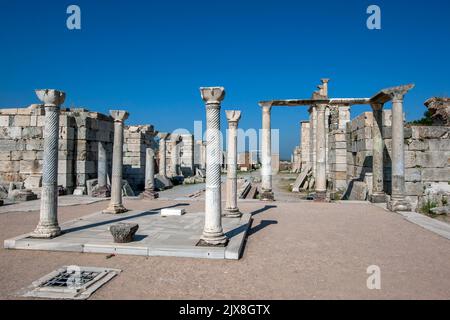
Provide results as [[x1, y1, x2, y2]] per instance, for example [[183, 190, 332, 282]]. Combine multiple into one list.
[[346, 181, 368, 201], [422, 168, 450, 182], [109, 223, 139, 243], [430, 206, 450, 215], [161, 208, 186, 217], [405, 168, 421, 182], [424, 97, 450, 126]]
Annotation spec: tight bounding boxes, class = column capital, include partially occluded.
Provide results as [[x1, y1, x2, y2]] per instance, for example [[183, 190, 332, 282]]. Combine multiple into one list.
[[259, 102, 273, 113], [321, 78, 330, 84], [200, 87, 225, 105], [110, 110, 129, 123], [225, 110, 242, 125], [386, 84, 415, 102], [35, 89, 66, 107], [158, 132, 169, 140]]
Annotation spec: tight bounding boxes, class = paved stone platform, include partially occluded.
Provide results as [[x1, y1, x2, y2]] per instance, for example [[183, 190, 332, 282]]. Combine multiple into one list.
[[4, 209, 251, 260]]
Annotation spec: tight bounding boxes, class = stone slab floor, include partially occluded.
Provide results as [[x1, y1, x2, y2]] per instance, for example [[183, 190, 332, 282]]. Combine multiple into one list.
[[1, 197, 450, 299]]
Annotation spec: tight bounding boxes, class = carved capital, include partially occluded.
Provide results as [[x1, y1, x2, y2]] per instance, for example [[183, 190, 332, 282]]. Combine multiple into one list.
[[35, 89, 66, 107], [225, 110, 242, 124], [200, 87, 225, 105], [110, 110, 129, 123], [259, 102, 272, 113]]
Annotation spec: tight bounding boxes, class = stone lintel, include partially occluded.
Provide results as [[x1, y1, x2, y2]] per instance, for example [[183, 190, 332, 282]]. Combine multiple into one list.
[[370, 84, 415, 104]]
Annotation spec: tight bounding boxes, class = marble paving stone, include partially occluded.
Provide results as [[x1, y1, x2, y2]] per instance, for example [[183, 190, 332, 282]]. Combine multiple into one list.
[[4, 210, 252, 260]]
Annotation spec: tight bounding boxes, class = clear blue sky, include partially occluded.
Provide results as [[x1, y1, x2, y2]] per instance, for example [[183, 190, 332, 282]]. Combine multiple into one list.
[[1, 0, 449, 159]]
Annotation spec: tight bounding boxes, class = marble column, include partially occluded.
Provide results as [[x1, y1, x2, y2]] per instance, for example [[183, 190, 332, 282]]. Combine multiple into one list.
[[387, 88, 413, 212], [143, 148, 159, 199], [158, 133, 169, 177], [170, 134, 181, 177], [103, 110, 129, 214], [315, 104, 327, 200], [200, 87, 227, 245], [32, 89, 66, 238], [224, 110, 242, 218], [309, 105, 318, 180], [92, 141, 111, 198], [370, 103, 386, 203], [259, 102, 274, 201]]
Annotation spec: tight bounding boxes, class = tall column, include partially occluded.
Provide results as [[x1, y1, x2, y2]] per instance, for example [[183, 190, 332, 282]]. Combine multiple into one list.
[[32, 89, 65, 238], [103, 110, 129, 214], [98, 142, 107, 188], [315, 104, 327, 200], [309, 106, 318, 180], [92, 141, 111, 198], [170, 134, 181, 177], [158, 133, 169, 177], [200, 87, 227, 246], [224, 110, 242, 218], [387, 89, 412, 212], [259, 102, 274, 201], [143, 148, 159, 199], [370, 103, 386, 203]]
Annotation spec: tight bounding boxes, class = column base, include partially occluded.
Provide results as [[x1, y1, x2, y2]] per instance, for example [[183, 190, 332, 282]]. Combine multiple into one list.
[[260, 190, 275, 202], [103, 203, 129, 215], [223, 208, 242, 218], [370, 193, 386, 203], [142, 189, 159, 200], [387, 196, 412, 212], [314, 191, 327, 202], [30, 224, 62, 239], [200, 231, 228, 246]]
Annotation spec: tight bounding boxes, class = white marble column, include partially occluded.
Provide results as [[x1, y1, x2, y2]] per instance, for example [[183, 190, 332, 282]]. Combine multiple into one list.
[[370, 103, 386, 203], [259, 102, 274, 201], [158, 133, 169, 177], [309, 105, 318, 180], [170, 134, 181, 177], [32, 89, 65, 238], [104, 110, 129, 214], [315, 104, 327, 200], [143, 148, 159, 199], [98, 141, 108, 188], [387, 88, 413, 212], [200, 87, 227, 245], [224, 110, 242, 218]]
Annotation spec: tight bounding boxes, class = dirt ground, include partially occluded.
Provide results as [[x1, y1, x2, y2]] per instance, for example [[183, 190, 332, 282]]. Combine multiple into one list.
[[1, 196, 450, 300]]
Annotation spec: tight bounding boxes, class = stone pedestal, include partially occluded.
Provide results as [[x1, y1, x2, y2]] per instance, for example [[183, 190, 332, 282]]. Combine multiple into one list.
[[103, 110, 129, 214], [31, 89, 66, 239], [259, 102, 274, 201], [199, 87, 227, 246], [224, 110, 242, 218]]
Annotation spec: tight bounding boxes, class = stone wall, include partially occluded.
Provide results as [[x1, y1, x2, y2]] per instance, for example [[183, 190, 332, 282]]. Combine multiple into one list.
[[123, 125, 158, 191], [344, 109, 450, 210], [0, 105, 115, 195]]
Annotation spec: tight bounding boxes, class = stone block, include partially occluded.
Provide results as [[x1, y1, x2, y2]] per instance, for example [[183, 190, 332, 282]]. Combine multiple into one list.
[[413, 127, 449, 139], [405, 168, 421, 182], [20, 160, 42, 174], [22, 151, 44, 161], [75, 161, 96, 174], [422, 168, 450, 182], [26, 139, 44, 151], [22, 127, 43, 139], [0, 115, 10, 126], [405, 182, 424, 196], [109, 223, 139, 243], [161, 208, 186, 217], [404, 151, 417, 168], [407, 139, 428, 151], [13, 115, 31, 127], [24, 175, 42, 189], [0, 161, 20, 173], [428, 139, 450, 151], [346, 181, 368, 201], [382, 110, 392, 127], [416, 152, 449, 168], [0, 152, 11, 161]]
